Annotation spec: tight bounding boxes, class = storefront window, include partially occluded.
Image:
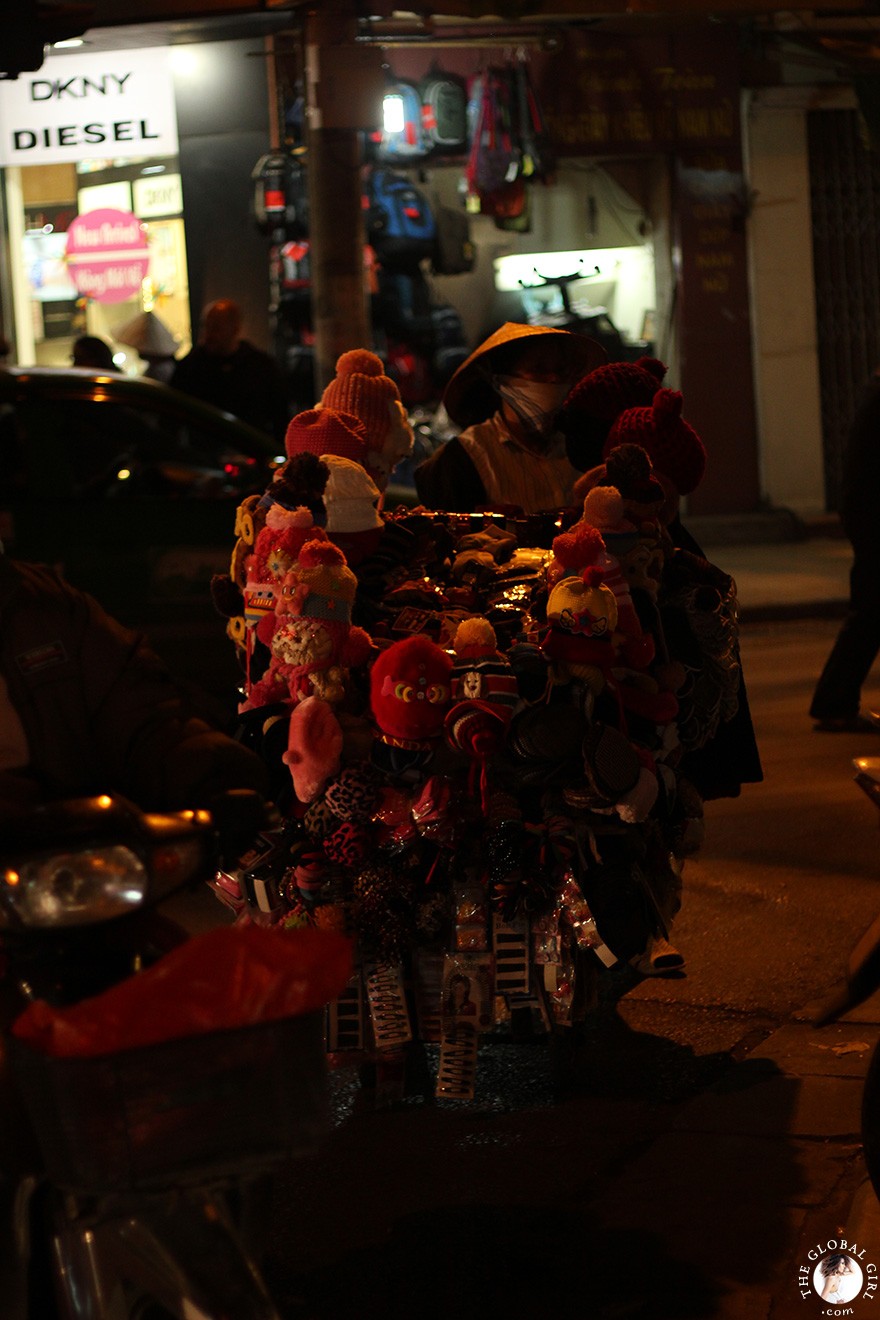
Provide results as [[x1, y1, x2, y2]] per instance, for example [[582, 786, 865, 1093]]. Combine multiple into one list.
[[0, 46, 191, 373], [10, 153, 190, 371]]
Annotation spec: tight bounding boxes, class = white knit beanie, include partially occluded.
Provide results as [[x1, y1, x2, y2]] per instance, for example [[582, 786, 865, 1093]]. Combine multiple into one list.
[[321, 454, 383, 533]]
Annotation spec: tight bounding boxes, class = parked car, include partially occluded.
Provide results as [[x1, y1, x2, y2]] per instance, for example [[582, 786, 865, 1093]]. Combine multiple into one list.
[[0, 366, 282, 722]]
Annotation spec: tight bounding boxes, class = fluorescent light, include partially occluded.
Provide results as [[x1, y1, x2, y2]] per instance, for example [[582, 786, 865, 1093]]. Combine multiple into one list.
[[52, 38, 84, 49], [383, 94, 404, 134]]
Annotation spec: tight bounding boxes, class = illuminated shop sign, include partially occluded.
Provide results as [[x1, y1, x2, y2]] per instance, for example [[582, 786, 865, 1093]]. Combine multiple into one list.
[[66, 207, 151, 303], [0, 47, 178, 166]]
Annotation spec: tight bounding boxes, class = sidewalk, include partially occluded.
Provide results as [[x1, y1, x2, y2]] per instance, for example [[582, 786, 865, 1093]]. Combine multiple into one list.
[[692, 516, 851, 622], [600, 996, 880, 1318], [645, 512, 873, 1316]]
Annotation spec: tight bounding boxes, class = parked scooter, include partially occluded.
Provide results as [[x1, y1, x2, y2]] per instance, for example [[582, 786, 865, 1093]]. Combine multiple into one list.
[[815, 756, 880, 1201], [0, 791, 347, 1320]]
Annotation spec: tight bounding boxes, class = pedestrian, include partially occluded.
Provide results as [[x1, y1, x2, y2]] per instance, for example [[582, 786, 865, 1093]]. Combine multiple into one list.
[[115, 309, 179, 384], [413, 322, 606, 514], [170, 299, 289, 444], [0, 551, 269, 813], [810, 369, 880, 732], [71, 334, 119, 372]]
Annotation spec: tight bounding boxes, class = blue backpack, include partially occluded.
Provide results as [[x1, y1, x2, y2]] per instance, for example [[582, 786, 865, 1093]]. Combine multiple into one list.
[[365, 167, 437, 269]]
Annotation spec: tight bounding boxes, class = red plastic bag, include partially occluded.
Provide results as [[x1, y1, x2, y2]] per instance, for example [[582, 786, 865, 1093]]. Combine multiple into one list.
[[13, 925, 352, 1059]]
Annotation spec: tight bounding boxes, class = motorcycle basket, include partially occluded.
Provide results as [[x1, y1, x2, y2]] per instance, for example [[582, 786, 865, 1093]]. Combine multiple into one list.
[[10, 1011, 328, 1195]]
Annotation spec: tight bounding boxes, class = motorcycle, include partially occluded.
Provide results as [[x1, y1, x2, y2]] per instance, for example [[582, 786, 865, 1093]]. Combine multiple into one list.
[[815, 755, 880, 1202], [0, 790, 347, 1320]]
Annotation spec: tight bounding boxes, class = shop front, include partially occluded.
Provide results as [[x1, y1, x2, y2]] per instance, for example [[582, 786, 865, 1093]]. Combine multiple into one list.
[[0, 45, 192, 372], [0, 24, 276, 377], [325, 19, 760, 516]]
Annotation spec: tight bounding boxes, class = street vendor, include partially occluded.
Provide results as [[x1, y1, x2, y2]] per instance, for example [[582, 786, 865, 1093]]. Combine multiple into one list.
[[414, 323, 605, 515]]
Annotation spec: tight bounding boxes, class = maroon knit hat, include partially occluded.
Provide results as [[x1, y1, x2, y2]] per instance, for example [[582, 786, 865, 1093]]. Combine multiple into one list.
[[561, 356, 667, 424], [603, 389, 706, 496], [284, 407, 368, 464]]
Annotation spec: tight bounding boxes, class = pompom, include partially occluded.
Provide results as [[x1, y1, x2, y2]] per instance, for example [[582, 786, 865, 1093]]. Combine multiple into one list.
[[635, 356, 667, 385], [341, 625, 373, 669], [335, 348, 384, 378], [582, 486, 625, 530], [582, 565, 606, 589], [264, 503, 297, 530], [297, 539, 346, 570], [551, 521, 605, 571], [604, 442, 654, 487], [453, 617, 497, 656], [653, 388, 684, 429]]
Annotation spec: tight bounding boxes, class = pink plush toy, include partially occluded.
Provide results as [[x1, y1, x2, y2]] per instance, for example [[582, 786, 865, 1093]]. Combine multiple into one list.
[[246, 540, 371, 710]]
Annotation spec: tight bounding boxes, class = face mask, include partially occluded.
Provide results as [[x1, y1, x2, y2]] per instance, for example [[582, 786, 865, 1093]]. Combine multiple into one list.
[[493, 375, 571, 439]]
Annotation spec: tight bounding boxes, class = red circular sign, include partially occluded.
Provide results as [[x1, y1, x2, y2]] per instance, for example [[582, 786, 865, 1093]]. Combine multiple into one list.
[[65, 208, 150, 304]]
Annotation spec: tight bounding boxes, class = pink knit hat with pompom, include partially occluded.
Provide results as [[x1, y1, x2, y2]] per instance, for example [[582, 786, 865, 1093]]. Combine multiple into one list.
[[320, 350, 402, 448]]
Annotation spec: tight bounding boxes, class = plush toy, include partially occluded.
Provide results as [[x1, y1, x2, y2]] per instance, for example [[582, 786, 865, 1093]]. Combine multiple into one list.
[[444, 618, 519, 812], [212, 455, 332, 656], [246, 512, 328, 653], [542, 566, 620, 696], [449, 618, 519, 716], [246, 540, 371, 711], [369, 634, 453, 780]]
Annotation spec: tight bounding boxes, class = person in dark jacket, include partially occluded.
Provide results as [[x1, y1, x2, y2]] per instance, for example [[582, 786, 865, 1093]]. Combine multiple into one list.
[[0, 553, 269, 812], [414, 323, 606, 515], [71, 335, 119, 371], [170, 299, 289, 443], [810, 371, 880, 732]]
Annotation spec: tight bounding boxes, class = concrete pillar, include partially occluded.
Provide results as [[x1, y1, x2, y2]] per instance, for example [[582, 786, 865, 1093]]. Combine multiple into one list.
[[743, 85, 851, 519], [304, 0, 372, 393]]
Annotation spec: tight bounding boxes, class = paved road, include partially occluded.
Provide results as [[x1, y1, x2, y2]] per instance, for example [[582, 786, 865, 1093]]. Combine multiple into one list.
[[261, 618, 880, 1320]]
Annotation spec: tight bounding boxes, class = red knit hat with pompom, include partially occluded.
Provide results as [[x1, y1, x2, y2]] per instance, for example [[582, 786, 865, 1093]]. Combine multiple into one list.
[[603, 389, 706, 495], [561, 356, 667, 424], [285, 407, 368, 464]]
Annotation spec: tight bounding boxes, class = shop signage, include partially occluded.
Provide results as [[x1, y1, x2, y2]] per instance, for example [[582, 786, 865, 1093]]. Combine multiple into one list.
[[65, 207, 151, 303], [0, 47, 178, 167], [133, 172, 183, 218], [536, 28, 740, 157]]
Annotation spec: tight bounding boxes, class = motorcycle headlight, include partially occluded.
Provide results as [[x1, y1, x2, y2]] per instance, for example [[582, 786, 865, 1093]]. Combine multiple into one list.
[[1, 845, 149, 927]]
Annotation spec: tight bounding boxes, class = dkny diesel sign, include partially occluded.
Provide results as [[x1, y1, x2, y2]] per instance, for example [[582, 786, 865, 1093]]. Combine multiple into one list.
[[0, 47, 178, 166]]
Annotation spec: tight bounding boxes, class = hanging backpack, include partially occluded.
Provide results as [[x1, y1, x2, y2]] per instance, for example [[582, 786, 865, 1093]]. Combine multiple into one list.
[[377, 79, 431, 163], [279, 239, 311, 298], [465, 67, 521, 200], [513, 59, 553, 182], [431, 203, 475, 276], [419, 69, 468, 153], [365, 167, 437, 269]]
